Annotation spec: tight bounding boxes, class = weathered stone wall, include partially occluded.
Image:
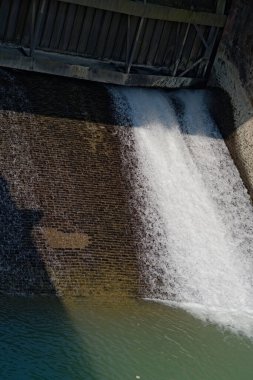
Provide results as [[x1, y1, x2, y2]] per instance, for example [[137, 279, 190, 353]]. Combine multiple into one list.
[[0, 69, 139, 297], [209, 0, 253, 199]]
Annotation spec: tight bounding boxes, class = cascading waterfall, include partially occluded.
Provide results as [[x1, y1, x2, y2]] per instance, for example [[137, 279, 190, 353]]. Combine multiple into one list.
[[111, 87, 253, 337]]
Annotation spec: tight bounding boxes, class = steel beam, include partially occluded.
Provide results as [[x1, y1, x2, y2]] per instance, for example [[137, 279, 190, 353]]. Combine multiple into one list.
[[30, 0, 46, 57], [126, 15, 131, 68], [173, 23, 190, 76], [194, 25, 208, 48], [202, 27, 220, 78], [178, 57, 205, 77], [126, 17, 144, 74], [30, 0, 37, 57], [216, 0, 227, 14], [60, 0, 227, 27], [0, 45, 205, 88]]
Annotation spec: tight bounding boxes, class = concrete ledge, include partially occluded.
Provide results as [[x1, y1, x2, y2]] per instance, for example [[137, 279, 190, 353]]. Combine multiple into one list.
[[0, 46, 205, 89]]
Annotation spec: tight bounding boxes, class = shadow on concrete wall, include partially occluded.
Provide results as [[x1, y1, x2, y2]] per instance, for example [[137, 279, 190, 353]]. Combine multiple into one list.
[[0, 69, 235, 139], [0, 69, 115, 125], [0, 177, 55, 294], [205, 87, 236, 139]]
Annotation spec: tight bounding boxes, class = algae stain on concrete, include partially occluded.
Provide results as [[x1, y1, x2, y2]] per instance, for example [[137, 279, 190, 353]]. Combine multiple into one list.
[[42, 227, 91, 249]]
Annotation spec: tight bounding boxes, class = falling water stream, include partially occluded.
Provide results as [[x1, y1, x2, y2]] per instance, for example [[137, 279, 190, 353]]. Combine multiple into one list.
[[111, 87, 253, 338]]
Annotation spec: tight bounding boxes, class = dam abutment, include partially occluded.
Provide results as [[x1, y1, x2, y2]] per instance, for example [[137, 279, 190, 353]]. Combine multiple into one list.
[[209, 0, 253, 199]]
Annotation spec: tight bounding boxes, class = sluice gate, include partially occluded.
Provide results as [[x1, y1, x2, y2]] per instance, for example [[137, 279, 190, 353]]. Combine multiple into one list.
[[0, 0, 228, 87]]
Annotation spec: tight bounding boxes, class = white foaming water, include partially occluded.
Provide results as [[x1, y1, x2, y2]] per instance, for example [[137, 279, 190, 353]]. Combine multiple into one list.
[[111, 87, 253, 338]]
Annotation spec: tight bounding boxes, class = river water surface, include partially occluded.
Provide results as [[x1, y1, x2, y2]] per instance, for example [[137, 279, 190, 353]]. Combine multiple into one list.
[[1, 296, 253, 380]]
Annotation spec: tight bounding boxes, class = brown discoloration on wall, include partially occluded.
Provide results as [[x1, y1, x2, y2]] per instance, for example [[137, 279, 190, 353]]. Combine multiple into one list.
[[0, 69, 139, 297], [209, 0, 253, 199], [42, 228, 91, 249]]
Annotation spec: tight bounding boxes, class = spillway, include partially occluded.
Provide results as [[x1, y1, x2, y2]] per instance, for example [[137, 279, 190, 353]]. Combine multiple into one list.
[[111, 88, 253, 338]]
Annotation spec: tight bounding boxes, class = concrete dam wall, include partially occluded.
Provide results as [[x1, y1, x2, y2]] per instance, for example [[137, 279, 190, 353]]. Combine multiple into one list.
[[0, 69, 140, 296], [0, 0, 253, 302], [210, 0, 253, 199], [2, 67, 253, 338], [1, 65, 253, 307]]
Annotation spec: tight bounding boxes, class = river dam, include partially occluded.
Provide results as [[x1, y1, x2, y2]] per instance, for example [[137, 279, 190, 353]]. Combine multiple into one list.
[[1, 1, 253, 378], [0, 67, 253, 339]]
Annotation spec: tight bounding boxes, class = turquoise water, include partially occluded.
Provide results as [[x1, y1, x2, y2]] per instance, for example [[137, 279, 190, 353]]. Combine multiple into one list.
[[1, 297, 253, 379]]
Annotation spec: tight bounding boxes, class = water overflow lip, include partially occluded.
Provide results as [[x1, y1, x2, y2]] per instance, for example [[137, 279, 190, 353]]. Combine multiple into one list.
[[111, 86, 253, 339]]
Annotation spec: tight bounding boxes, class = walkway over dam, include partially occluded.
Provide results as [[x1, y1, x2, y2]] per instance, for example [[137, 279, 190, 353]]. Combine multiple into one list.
[[0, 0, 229, 87]]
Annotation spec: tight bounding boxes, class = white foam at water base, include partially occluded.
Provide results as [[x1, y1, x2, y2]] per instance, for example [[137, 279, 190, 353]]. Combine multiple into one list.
[[111, 87, 253, 338]]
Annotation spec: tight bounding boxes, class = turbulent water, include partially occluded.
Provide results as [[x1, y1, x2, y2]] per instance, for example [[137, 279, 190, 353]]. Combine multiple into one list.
[[111, 88, 253, 338]]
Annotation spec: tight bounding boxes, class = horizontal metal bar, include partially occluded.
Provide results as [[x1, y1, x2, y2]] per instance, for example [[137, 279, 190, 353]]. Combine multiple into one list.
[[59, 0, 227, 27], [0, 45, 206, 88]]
